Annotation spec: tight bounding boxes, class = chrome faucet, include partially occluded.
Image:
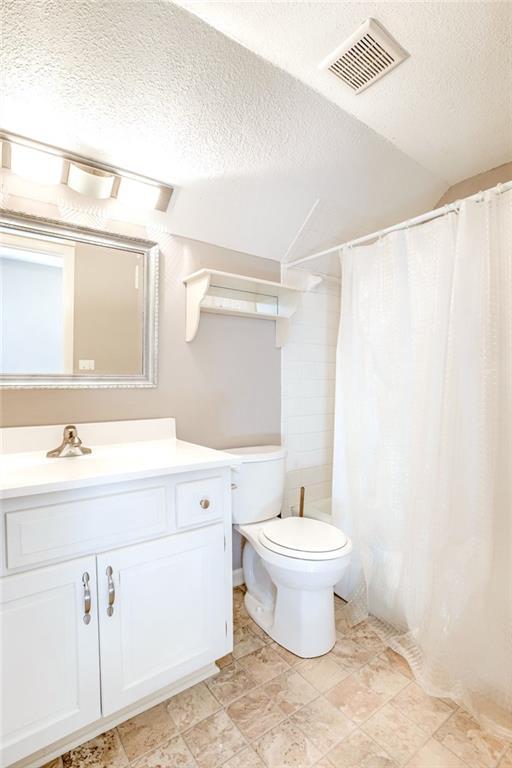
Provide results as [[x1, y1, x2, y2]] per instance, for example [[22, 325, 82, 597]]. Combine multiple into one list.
[[47, 425, 92, 458]]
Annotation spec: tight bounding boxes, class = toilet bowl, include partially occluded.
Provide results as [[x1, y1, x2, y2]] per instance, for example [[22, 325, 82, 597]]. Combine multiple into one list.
[[227, 446, 352, 658]]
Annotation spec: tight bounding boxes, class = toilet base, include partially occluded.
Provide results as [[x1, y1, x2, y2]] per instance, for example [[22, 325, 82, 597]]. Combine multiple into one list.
[[240, 529, 351, 658], [244, 591, 274, 635], [243, 542, 346, 659], [244, 575, 337, 658]]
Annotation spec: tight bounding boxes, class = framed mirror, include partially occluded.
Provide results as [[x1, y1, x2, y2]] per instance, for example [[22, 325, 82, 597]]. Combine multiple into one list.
[[0, 211, 159, 388]]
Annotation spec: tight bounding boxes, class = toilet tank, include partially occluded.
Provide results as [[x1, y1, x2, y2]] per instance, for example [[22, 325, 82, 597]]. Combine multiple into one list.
[[225, 445, 286, 524]]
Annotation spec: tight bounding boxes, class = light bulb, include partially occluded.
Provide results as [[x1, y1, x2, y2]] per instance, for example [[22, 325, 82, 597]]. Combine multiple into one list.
[[117, 177, 161, 209], [10, 143, 63, 185]]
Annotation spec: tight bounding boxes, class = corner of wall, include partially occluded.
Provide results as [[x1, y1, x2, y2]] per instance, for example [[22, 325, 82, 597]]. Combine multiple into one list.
[[435, 162, 512, 207]]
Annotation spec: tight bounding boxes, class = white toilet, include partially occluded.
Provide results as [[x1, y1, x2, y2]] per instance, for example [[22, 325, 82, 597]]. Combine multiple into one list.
[[227, 445, 352, 658]]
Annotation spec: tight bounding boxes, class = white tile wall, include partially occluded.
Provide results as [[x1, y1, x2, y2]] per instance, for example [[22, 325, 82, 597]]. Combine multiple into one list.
[[281, 272, 340, 516]]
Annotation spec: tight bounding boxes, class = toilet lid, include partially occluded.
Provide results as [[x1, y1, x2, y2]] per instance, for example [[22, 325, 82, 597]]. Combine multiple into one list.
[[260, 517, 348, 555]]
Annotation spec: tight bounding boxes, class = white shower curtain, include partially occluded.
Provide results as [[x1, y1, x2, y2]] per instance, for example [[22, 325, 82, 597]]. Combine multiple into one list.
[[332, 187, 512, 738]]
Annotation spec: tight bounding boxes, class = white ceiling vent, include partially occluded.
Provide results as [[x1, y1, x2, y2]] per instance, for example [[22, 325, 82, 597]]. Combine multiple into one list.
[[320, 18, 409, 94]]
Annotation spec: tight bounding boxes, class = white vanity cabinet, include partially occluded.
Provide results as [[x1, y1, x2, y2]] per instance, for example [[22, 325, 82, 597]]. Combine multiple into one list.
[[0, 424, 236, 768], [97, 526, 226, 716], [1, 558, 102, 767]]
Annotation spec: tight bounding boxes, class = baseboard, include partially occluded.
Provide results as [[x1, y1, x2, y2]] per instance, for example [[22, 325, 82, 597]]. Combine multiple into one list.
[[232, 567, 244, 587]]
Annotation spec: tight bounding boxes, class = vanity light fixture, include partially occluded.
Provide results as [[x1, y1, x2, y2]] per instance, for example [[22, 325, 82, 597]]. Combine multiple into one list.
[[116, 176, 162, 210], [9, 142, 63, 185], [0, 130, 174, 211], [67, 162, 115, 199]]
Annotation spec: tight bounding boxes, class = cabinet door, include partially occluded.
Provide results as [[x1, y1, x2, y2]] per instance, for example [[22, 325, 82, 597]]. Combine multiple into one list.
[[97, 526, 226, 715], [0, 557, 101, 767]]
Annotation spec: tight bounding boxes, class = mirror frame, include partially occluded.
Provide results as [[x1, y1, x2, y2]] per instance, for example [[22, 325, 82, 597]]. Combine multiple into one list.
[[0, 211, 159, 388]]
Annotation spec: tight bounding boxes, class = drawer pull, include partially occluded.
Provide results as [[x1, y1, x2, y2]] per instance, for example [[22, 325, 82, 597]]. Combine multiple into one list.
[[199, 498, 210, 510], [106, 566, 116, 617], [82, 572, 91, 625]]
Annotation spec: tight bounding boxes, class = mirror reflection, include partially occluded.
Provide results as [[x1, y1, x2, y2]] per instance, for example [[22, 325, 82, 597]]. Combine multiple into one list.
[[0, 215, 159, 387]]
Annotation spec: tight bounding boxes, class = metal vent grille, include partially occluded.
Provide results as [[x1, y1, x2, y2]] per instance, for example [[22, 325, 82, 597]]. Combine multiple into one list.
[[320, 19, 408, 94]]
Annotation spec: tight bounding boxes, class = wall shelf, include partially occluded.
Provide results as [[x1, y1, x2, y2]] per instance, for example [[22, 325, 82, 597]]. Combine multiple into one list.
[[183, 269, 303, 347]]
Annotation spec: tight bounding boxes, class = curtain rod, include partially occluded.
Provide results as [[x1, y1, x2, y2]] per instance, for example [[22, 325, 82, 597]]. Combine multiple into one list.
[[287, 179, 512, 269]]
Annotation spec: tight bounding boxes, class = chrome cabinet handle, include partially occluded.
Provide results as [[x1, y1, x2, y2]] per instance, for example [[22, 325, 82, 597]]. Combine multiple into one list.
[[106, 566, 115, 617], [199, 498, 210, 509], [82, 572, 91, 625]]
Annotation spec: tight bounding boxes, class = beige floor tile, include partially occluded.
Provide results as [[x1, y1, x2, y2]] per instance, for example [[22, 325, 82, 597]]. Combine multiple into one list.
[[334, 617, 350, 636], [223, 745, 265, 767], [434, 709, 508, 768], [117, 704, 177, 761], [290, 697, 355, 756], [227, 687, 286, 740], [233, 611, 251, 629], [378, 649, 413, 680], [296, 655, 350, 693], [233, 586, 246, 605], [166, 682, 220, 731], [262, 670, 318, 716], [182, 710, 246, 768], [342, 623, 385, 655], [391, 683, 454, 736], [499, 748, 512, 768], [254, 719, 322, 768], [326, 675, 388, 724], [330, 636, 377, 673], [326, 730, 397, 768], [130, 735, 197, 768], [334, 600, 350, 629], [246, 618, 274, 644], [238, 645, 291, 684], [270, 642, 304, 667], [438, 696, 458, 710], [232, 624, 267, 660], [334, 606, 351, 636], [57, 592, 511, 768], [62, 730, 128, 768], [205, 661, 257, 706], [355, 654, 410, 699], [361, 703, 429, 766], [404, 738, 468, 768], [233, 589, 251, 627], [232, 615, 251, 632]]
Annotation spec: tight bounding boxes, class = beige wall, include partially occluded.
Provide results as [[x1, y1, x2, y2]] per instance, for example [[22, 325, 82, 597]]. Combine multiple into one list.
[[0, 203, 281, 450], [73, 244, 143, 375], [436, 162, 512, 207]]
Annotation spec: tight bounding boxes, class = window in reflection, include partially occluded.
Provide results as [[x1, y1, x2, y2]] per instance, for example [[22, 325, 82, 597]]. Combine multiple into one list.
[[0, 230, 145, 376]]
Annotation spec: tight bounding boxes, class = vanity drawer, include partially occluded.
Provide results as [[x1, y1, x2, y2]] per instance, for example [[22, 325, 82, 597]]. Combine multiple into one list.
[[175, 474, 224, 529], [5, 480, 169, 570]]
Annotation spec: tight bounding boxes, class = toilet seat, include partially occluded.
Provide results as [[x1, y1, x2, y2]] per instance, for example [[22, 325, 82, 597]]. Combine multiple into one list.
[[259, 517, 349, 561]]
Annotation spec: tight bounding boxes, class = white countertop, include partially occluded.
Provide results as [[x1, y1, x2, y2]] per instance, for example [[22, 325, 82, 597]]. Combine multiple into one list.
[[0, 438, 239, 499]]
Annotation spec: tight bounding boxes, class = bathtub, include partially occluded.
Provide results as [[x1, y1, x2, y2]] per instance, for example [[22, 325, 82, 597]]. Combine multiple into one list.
[[302, 497, 333, 525]]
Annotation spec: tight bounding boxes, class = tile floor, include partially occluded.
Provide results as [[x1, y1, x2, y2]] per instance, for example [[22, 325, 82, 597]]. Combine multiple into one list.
[[46, 588, 511, 768]]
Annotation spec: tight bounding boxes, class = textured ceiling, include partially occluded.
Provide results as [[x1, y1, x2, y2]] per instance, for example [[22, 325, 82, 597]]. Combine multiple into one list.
[[175, 1, 512, 185], [2, 0, 448, 260]]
